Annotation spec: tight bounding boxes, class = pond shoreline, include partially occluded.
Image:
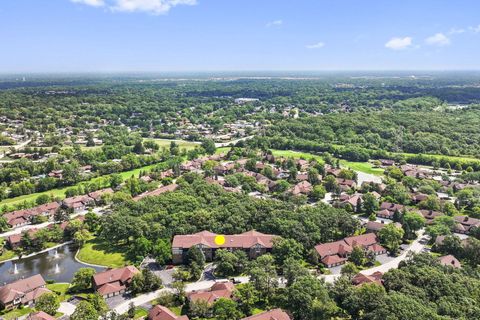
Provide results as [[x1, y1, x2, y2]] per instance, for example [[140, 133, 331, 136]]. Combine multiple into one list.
[[74, 248, 111, 268], [0, 241, 74, 264]]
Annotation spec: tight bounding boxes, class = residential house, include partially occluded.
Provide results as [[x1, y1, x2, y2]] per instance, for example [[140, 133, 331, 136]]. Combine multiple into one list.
[[438, 255, 461, 269], [93, 266, 140, 298], [172, 230, 276, 264], [365, 221, 402, 234], [188, 282, 235, 306], [289, 181, 312, 196], [314, 233, 386, 268], [336, 178, 357, 191], [241, 309, 291, 320], [379, 159, 395, 167], [453, 215, 480, 234], [48, 170, 63, 179], [419, 210, 443, 224], [0, 274, 50, 310], [411, 193, 429, 204], [376, 202, 404, 219], [326, 168, 342, 177], [27, 311, 56, 320], [63, 195, 94, 213], [4, 202, 59, 228], [6, 228, 39, 250], [338, 193, 362, 211], [88, 188, 114, 203], [352, 271, 383, 286], [133, 184, 179, 202], [148, 305, 189, 320]]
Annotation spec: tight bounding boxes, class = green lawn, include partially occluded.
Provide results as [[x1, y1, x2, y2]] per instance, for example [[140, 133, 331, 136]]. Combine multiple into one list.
[[270, 149, 324, 162], [0, 307, 33, 320], [0, 250, 16, 262], [47, 283, 72, 302], [77, 238, 129, 268], [340, 160, 385, 176], [215, 146, 231, 154], [133, 307, 149, 319], [392, 151, 480, 163], [144, 138, 199, 150], [170, 306, 182, 316], [0, 160, 166, 209]]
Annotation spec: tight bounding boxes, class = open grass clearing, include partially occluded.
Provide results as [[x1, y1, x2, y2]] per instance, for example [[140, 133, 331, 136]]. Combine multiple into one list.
[[76, 237, 129, 268]]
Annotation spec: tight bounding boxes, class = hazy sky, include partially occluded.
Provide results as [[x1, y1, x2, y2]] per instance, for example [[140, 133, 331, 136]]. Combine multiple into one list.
[[2, 0, 480, 72]]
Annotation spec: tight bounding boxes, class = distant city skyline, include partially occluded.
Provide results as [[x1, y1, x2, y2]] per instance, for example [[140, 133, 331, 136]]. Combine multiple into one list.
[[1, 0, 480, 72]]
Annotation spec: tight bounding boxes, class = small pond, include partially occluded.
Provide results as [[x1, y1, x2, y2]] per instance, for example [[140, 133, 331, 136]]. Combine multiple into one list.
[[0, 244, 105, 284]]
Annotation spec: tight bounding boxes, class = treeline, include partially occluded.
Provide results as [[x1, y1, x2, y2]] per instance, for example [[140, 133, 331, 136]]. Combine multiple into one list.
[[259, 106, 480, 157]]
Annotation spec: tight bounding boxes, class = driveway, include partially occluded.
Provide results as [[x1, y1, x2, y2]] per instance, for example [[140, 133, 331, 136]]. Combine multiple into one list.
[[58, 301, 76, 316], [320, 229, 429, 283]]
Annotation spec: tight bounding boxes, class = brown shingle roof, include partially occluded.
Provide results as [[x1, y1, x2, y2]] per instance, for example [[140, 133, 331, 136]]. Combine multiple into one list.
[[188, 282, 235, 305], [172, 230, 276, 250], [27, 311, 56, 320], [93, 266, 140, 288], [438, 255, 461, 268], [148, 305, 189, 320], [241, 309, 291, 320], [0, 274, 48, 305]]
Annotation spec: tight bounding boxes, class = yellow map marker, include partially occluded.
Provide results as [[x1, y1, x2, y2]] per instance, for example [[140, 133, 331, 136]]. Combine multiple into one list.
[[214, 235, 226, 246]]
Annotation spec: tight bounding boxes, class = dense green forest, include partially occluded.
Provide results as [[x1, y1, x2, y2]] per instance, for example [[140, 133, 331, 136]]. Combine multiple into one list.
[[259, 105, 480, 156]]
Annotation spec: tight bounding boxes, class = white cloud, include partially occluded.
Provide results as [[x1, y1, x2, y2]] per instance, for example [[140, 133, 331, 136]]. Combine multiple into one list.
[[266, 20, 283, 27], [425, 33, 450, 46], [385, 37, 413, 50], [70, 0, 197, 14], [448, 28, 465, 35], [71, 0, 105, 6], [305, 42, 325, 49], [112, 0, 196, 15], [470, 24, 480, 33]]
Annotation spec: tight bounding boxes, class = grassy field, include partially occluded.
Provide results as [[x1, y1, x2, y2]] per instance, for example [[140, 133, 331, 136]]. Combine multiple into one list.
[[0, 161, 163, 209], [340, 160, 384, 176], [77, 238, 129, 268], [392, 151, 480, 163], [270, 149, 324, 162], [144, 138, 199, 150]]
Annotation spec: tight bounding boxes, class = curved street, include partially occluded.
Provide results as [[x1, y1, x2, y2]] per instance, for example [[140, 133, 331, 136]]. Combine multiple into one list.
[[321, 229, 428, 283]]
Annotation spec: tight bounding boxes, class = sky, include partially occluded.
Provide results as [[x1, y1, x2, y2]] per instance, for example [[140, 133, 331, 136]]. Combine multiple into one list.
[[1, 0, 480, 72]]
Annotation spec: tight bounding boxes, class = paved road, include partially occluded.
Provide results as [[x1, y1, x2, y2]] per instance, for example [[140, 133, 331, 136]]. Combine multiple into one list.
[[112, 276, 251, 315], [321, 229, 428, 283], [0, 206, 106, 238]]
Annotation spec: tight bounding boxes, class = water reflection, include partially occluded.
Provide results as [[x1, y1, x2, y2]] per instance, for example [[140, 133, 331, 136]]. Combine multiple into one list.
[[0, 244, 104, 284]]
